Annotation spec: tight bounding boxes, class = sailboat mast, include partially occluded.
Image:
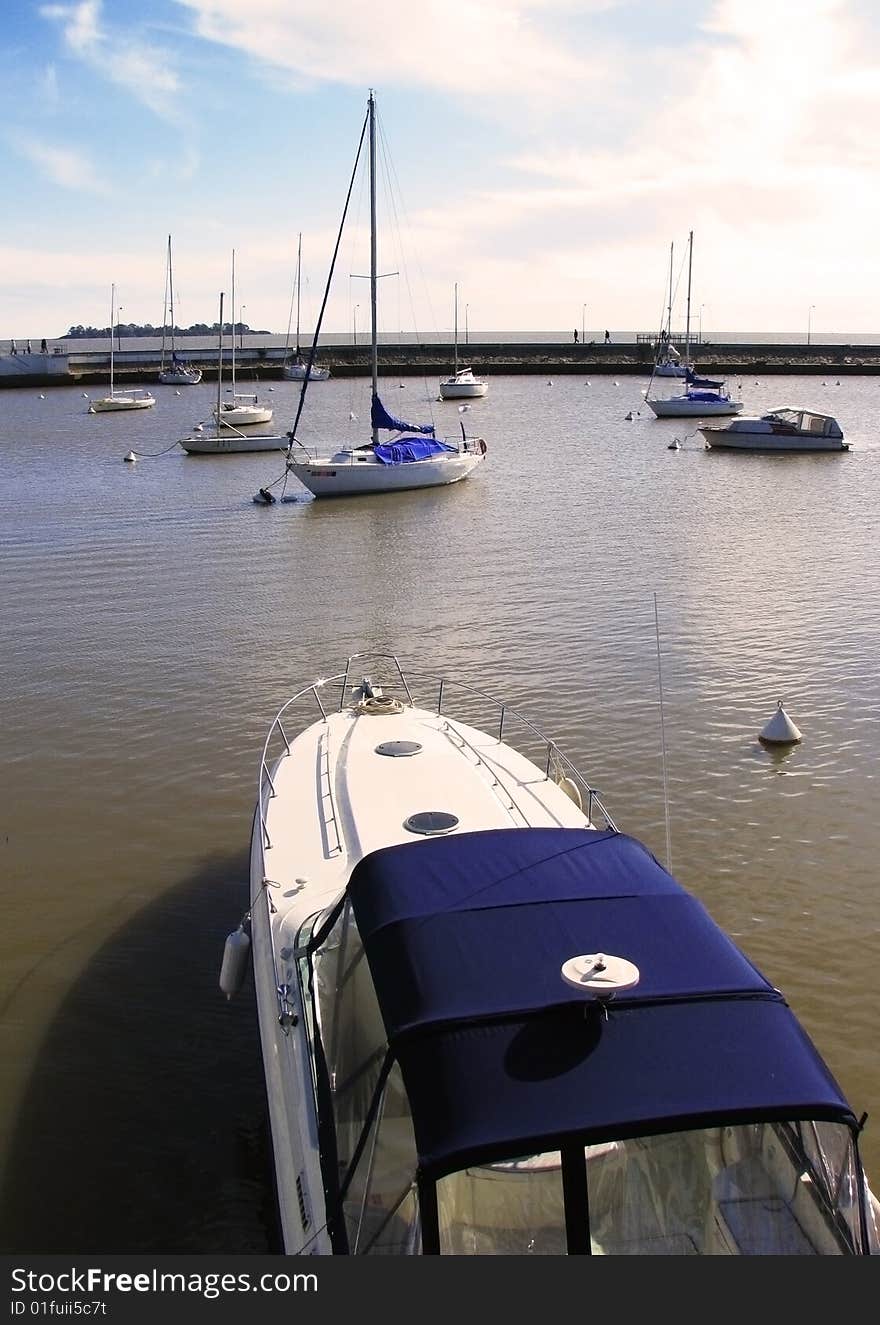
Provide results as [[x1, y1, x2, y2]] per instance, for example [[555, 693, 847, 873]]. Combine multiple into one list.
[[684, 230, 693, 368], [667, 242, 673, 340], [295, 232, 302, 357], [369, 90, 379, 444], [230, 249, 236, 396], [453, 283, 459, 375], [161, 242, 169, 371], [168, 235, 176, 357], [109, 283, 115, 393]]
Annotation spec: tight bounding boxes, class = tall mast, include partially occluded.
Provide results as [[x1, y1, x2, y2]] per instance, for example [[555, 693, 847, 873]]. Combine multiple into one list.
[[160, 242, 169, 371], [230, 249, 236, 395], [295, 232, 302, 357], [453, 283, 459, 375], [168, 235, 176, 357], [684, 230, 693, 369], [667, 242, 673, 341], [109, 283, 115, 394], [369, 90, 379, 444]]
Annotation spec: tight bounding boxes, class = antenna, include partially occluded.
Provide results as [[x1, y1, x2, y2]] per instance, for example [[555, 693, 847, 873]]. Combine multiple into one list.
[[653, 592, 672, 869]]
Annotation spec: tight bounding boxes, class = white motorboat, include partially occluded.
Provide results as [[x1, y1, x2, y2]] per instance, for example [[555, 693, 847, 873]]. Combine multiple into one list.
[[158, 235, 202, 386], [211, 251, 273, 428], [88, 284, 156, 413], [284, 93, 486, 498], [701, 408, 849, 452], [233, 652, 880, 1256], [439, 284, 488, 399], [179, 291, 285, 455], [282, 233, 330, 382], [646, 232, 742, 418]]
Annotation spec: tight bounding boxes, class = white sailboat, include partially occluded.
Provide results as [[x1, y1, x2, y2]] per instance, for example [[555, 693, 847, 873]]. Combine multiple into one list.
[[438, 283, 488, 399], [282, 233, 330, 382], [284, 92, 486, 499], [158, 235, 202, 386], [179, 292, 286, 455], [212, 251, 273, 428], [88, 284, 156, 413], [646, 232, 743, 419]]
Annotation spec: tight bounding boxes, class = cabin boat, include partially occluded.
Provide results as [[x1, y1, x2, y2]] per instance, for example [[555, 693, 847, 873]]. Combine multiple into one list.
[[701, 408, 849, 452], [237, 653, 880, 1256]]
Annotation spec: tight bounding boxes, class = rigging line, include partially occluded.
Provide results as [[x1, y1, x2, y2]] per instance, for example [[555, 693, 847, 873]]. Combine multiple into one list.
[[653, 591, 672, 871], [287, 105, 369, 447], [130, 439, 188, 458]]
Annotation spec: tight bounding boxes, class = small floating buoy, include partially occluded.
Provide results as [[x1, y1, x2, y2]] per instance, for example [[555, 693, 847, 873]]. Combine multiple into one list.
[[194, 423, 203, 432], [253, 487, 276, 505], [175, 389, 181, 396], [836, 380, 840, 386], [624, 411, 634, 421], [613, 380, 620, 387], [82, 392, 89, 398], [349, 411, 357, 420], [269, 386, 275, 392], [822, 381, 827, 387], [547, 379, 553, 386], [87, 405, 95, 414], [39, 393, 45, 399], [219, 923, 252, 999], [124, 451, 136, 463], [458, 404, 471, 412], [668, 438, 681, 450], [759, 700, 802, 746], [585, 380, 591, 387]]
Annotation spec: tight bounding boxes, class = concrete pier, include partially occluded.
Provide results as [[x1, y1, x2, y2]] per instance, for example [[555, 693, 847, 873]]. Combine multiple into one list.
[[3, 339, 880, 387]]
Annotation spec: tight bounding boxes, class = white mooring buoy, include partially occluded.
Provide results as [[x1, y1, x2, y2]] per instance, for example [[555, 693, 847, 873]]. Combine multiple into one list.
[[759, 700, 802, 746], [124, 451, 136, 463]]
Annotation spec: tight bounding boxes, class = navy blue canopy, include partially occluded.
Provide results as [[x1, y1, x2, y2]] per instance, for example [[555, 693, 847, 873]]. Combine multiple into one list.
[[371, 391, 435, 436], [374, 437, 456, 465], [347, 828, 856, 1178]]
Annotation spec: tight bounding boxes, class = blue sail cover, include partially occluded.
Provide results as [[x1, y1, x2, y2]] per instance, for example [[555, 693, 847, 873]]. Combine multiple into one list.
[[686, 369, 725, 389], [347, 828, 857, 1178], [371, 392, 435, 436]]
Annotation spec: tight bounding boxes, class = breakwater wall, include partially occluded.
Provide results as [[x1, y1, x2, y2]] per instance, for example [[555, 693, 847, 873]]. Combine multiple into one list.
[[3, 341, 880, 388]]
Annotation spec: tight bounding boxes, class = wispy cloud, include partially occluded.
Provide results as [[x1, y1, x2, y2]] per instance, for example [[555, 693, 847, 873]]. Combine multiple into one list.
[[40, 0, 180, 117], [9, 134, 112, 195]]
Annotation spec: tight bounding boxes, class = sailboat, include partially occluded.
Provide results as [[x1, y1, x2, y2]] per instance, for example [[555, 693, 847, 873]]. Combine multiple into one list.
[[158, 235, 202, 386], [284, 92, 487, 498], [211, 251, 274, 427], [179, 292, 286, 454], [646, 231, 742, 418], [652, 242, 686, 378], [88, 284, 156, 412], [438, 283, 488, 399], [282, 233, 330, 382]]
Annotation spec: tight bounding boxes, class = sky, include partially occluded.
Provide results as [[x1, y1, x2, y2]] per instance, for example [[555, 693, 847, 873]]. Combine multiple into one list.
[[2, 0, 880, 340]]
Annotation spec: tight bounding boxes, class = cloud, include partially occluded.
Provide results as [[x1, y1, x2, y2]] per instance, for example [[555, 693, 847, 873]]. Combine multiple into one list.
[[40, 0, 180, 117], [9, 135, 112, 195], [174, 0, 610, 103]]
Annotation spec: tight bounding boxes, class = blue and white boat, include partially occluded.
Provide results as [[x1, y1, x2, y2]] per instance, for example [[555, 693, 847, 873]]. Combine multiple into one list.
[[234, 653, 880, 1255], [283, 92, 486, 498]]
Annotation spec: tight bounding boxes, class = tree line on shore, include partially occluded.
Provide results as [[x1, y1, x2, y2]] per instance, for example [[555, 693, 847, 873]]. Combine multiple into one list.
[[61, 322, 269, 339]]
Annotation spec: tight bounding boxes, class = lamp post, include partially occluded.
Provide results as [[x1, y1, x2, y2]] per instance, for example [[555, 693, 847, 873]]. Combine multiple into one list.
[[807, 304, 815, 346], [582, 304, 586, 343], [353, 305, 359, 346]]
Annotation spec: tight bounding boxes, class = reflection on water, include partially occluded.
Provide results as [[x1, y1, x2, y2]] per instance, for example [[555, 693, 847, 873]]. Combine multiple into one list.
[[1, 372, 878, 1251]]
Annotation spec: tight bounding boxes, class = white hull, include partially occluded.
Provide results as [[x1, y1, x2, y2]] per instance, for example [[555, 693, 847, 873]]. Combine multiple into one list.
[[282, 363, 330, 381], [213, 404, 274, 426], [648, 396, 743, 417], [439, 379, 488, 399], [159, 366, 202, 386], [287, 445, 484, 496], [702, 430, 848, 452], [89, 391, 155, 412], [179, 432, 286, 454], [653, 362, 686, 378]]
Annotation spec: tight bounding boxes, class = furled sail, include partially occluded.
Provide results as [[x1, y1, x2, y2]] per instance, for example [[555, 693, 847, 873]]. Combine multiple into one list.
[[371, 392, 435, 436], [686, 369, 725, 389]]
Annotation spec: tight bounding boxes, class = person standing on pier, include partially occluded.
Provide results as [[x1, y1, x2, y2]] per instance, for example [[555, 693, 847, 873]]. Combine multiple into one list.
[[573, 328, 579, 343], [40, 338, 47, 353], [604, 329, 611, 343], [10, 339, 16, 354]]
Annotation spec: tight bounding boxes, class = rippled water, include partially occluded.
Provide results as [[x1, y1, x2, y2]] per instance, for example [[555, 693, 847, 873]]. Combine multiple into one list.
[[2, 371, 878, 1252]]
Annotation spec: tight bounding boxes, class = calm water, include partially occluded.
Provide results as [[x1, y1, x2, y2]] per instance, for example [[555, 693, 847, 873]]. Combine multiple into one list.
[[1, 371, 879, 1253]]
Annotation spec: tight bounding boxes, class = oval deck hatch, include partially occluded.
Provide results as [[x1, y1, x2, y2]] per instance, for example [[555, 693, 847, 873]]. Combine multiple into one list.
[[375, 740, 423, 757], [404, 811, 459, 835]]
